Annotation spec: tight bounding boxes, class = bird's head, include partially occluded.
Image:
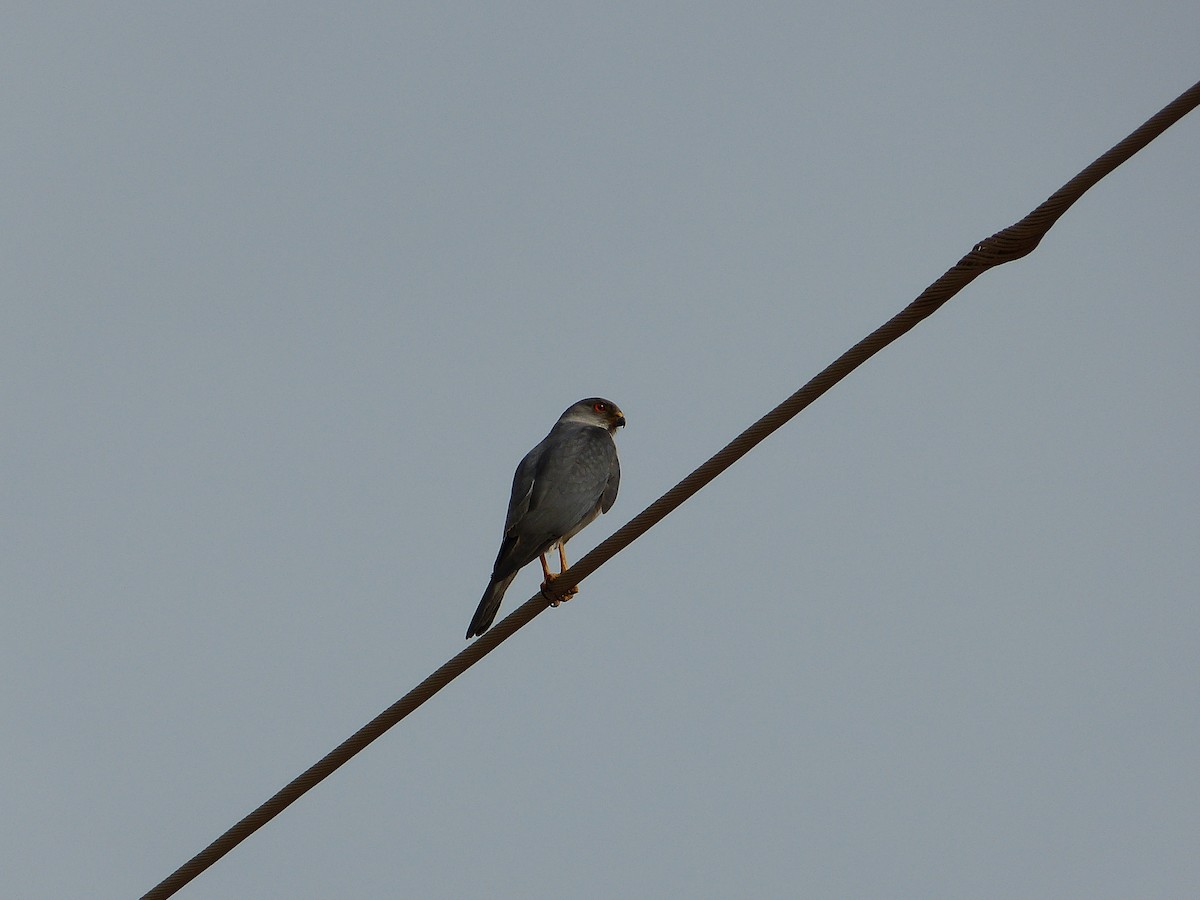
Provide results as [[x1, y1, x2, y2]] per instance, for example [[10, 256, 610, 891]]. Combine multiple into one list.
[[561, 397, 626, 434]]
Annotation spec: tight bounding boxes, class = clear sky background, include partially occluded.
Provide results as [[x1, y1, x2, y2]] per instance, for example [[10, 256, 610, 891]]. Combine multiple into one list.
[[4, 5, 1198, 898]]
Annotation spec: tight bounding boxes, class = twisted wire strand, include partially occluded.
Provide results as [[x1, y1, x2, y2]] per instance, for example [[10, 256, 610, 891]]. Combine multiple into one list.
[[143, 78, 1200, 900]]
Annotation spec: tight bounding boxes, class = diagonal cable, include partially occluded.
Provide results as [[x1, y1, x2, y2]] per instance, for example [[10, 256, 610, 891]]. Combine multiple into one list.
[[142, 77, 1200, 900]]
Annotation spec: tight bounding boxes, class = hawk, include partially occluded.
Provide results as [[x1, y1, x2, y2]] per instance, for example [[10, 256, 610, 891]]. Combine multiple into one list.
[[466, 398, 625, 638]]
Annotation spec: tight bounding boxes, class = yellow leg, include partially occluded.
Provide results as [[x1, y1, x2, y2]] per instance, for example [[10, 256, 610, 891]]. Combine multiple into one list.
[[541, 542, 578, 607]]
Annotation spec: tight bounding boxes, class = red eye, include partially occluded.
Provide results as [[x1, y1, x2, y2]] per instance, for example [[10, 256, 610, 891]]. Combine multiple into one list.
[[593, 402, 606, 412]]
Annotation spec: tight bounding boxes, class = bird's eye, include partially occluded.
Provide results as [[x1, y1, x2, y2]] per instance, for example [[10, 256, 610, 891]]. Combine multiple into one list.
[[593, 402, 606, 412]]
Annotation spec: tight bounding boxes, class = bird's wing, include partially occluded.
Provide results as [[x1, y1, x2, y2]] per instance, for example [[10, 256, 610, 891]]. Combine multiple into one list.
[[502, 445, 539, 536], [600, 443, 620, 514]]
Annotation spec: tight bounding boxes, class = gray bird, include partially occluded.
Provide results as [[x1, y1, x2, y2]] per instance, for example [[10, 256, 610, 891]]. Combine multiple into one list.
[[467, 398, 625, 639]]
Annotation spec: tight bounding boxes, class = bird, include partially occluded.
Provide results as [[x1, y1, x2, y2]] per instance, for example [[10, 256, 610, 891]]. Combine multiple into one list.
[[466, 398, 625, 639]]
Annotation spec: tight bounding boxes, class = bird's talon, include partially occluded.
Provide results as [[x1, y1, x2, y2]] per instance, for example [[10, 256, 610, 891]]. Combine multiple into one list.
[[541, 580, 577, 607]]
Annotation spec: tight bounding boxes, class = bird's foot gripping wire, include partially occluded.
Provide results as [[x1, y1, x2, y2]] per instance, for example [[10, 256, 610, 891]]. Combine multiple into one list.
[[540, 571, 578, 607], [538, 548, 578, 607]]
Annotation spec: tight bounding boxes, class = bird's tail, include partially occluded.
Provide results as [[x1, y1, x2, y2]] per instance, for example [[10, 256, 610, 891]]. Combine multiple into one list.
[[466, 571, 517, 639]]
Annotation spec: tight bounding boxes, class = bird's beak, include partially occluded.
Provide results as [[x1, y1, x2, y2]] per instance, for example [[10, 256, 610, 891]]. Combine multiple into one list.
[[614, 414, 626, 428]]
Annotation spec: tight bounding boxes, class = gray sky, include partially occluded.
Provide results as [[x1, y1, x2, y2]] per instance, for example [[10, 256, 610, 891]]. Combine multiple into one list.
[[4, 5, 1198, 898]]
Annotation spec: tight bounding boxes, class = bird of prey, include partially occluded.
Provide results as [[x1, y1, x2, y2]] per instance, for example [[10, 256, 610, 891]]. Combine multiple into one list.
[[466, 398, 625, 639]]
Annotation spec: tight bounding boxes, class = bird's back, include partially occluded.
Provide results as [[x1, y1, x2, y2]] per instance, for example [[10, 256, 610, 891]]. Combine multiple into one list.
[[491, 422, 618, 579]]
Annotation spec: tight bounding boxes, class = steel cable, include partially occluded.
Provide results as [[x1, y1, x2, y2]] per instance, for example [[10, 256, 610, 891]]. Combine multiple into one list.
[[142, 77, 1200, 900]]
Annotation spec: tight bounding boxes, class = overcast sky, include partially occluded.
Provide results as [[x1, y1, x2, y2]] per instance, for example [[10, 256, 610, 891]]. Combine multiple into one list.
[[4, 5, 1198, 898]]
